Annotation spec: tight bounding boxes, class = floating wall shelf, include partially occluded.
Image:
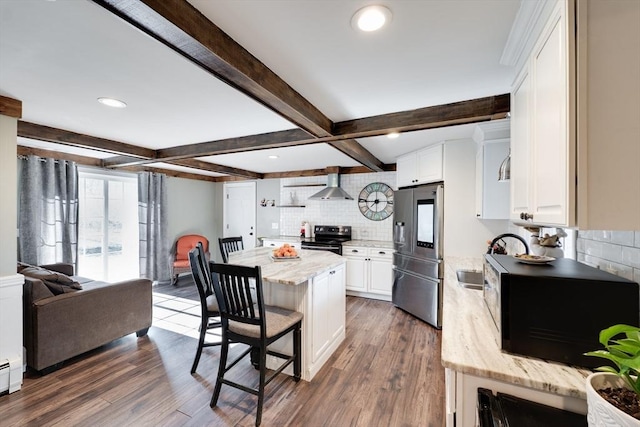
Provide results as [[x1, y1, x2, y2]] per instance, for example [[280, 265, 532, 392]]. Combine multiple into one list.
[[282, 184, 326, 188]]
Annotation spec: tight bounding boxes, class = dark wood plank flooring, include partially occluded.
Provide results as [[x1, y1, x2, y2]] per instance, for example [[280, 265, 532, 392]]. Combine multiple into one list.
[[1, 276, 445, 426]]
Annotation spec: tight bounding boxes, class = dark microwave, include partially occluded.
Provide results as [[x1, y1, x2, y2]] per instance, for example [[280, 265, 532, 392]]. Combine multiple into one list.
[[483, 254, 639, 368]]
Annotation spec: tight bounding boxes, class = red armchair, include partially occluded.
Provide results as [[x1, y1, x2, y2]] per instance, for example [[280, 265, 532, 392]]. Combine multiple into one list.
[[171, 234, 210, 285]]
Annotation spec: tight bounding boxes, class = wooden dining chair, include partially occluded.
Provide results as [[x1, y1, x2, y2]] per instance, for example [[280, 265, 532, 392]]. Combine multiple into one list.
[[188, 243, 222, 374], [218, 236, 244, 263], [209, 262, 302, 427]]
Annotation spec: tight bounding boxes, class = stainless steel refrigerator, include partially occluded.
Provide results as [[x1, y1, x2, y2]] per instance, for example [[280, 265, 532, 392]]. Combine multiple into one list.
[[392, 183, 444, 328]]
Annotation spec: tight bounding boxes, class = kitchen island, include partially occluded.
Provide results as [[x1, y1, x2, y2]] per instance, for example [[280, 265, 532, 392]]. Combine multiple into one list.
[[228, 247, 346, 381], [441, 257, 590, 426]]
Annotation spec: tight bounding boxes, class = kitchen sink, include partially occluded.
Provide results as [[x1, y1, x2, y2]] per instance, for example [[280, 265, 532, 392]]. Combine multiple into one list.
[[456, 270, 483, 290]]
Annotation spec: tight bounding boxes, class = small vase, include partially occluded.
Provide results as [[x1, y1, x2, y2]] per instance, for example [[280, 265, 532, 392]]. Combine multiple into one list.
[[586, 372, 640, 426]]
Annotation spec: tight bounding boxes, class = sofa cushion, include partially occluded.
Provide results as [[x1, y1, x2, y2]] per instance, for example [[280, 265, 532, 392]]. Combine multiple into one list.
[[20, 266, 82, 295]]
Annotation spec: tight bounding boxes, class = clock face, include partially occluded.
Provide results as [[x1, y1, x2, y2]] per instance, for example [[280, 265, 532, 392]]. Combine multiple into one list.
[[358, 182, 394, 221]]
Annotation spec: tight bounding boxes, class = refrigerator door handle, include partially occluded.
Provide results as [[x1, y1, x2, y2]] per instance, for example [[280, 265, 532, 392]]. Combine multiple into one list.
[[394, 222, 406, 246]]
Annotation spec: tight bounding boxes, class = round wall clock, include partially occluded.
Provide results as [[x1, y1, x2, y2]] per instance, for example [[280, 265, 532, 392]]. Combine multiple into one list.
[[358, 182, 394, 221]]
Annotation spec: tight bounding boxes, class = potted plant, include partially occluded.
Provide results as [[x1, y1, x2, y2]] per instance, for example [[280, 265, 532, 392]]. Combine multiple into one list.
[[585, 324, 640, 426]]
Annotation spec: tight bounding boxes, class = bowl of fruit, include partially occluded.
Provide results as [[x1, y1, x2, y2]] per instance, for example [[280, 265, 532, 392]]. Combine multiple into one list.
[[271, 244, 300, 261]]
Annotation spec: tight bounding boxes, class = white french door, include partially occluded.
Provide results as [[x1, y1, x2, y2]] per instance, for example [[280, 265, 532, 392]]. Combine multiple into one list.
[[77, 168, 139, 282]]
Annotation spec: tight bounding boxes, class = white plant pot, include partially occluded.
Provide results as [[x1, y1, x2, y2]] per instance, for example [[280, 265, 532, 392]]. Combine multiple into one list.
[[587, 372, 640, 426]]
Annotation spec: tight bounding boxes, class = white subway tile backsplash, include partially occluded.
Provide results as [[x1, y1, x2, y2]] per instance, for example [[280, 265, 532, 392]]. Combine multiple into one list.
[[622, 246, 640, 269], [279, 172, 397, 242], [577, 229, 640, 282], [611, 231, 635, 246]]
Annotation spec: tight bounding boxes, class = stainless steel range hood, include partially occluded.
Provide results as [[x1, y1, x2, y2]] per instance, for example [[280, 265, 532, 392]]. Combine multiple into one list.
[[308, 173, 353, 200]]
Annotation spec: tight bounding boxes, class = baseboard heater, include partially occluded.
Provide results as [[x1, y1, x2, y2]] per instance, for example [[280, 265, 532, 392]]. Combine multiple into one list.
[[0, 357, 22, 395]]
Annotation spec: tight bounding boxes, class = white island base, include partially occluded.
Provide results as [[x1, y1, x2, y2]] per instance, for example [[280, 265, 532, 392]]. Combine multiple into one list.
[[229, 247, 346, 381]]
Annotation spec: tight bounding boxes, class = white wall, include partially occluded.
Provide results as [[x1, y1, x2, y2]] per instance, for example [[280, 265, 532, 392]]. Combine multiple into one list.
[[443, 139, 509, 258], [165, 176, 221, 261]]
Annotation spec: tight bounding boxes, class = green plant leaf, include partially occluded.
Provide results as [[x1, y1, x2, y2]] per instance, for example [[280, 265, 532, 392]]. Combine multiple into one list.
[[599, 324, 640, 346]]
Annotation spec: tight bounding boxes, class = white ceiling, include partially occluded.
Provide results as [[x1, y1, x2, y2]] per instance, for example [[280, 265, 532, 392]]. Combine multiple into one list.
[[0, 0, 521, 177]]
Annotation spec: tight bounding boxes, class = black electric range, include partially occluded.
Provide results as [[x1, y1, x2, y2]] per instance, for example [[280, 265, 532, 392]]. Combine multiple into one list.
[[300, 225, 351, 255]]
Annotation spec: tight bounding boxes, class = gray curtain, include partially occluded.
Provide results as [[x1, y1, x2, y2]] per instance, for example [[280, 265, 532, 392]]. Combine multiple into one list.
[[138, 171, 170, 282], [19, 155, 78, 266]]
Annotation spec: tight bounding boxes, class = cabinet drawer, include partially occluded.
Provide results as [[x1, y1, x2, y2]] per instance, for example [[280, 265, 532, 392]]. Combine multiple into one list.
[[344, 247, 367, 257], [367, 248, 393, 260]]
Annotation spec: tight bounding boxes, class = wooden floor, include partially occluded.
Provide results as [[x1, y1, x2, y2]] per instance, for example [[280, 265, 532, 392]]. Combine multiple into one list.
[[1, 276, 445, 426]]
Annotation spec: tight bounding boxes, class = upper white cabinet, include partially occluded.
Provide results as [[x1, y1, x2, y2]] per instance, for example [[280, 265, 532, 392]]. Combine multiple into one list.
[[507, 0, 640, 229], [473, 121, 510, 220], [397, 143, 443, 188], [510, 0, 575, 226]]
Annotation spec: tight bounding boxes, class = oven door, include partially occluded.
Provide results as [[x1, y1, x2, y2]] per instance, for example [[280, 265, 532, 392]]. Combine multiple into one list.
[[301, 243, 342, 255]]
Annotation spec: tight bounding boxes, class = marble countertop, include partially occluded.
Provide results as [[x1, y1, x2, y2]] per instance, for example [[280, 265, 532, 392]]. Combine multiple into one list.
[[342, 240, 394, 249], [228, 247, 345, 286], [441, 256, 591, 399]]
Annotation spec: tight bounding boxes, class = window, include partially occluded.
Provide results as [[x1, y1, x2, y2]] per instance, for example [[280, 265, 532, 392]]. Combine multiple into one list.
[[77, 168, 139, 282]]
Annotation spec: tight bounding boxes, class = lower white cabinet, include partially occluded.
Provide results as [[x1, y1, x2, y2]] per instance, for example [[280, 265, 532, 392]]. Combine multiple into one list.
[[310, 264, 345, 365], [344, 246, 394, 301], [444, 368, 587, 427]]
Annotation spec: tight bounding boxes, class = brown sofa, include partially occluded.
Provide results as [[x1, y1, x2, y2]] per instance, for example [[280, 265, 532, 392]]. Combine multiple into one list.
[[21, 263, 152, 374]]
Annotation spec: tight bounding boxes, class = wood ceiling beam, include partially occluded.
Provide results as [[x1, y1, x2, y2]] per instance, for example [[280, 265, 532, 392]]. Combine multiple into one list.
[[332, 94, 511, 138], [17, 145, 102, 167], [169, 158, 263, 180], [17, 145, 226, 183], [18, 121, 155, 158], [103, 94, 509, 169], [91, 0, 385, 171], [0, 95, 22, 119], [102, 128, 314, 168], [18, 121, 263, 179]]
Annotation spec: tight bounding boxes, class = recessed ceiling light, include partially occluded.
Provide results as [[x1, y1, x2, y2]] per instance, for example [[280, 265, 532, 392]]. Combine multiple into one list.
[[387, 132, 400, 139], [268, 155, 279, 159], [97, 97, 127, 108], [351, 5, 392, 32]]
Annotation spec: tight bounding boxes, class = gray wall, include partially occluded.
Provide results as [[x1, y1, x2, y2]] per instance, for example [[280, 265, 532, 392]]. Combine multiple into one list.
[[256, 178, 280, 240], [166, 177, 222, 262], [1, 115, 17, 275]]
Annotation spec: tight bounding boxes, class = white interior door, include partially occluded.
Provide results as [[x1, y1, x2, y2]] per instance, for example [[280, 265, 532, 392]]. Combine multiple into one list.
[[223, 181, 256, 249]]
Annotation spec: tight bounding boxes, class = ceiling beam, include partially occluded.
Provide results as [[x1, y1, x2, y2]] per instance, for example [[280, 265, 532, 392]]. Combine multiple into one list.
[[102, 128, 314, 168], [18, 121, 263, 179], [332, 94, 511, 138], [169, 158, 263, 180], [102, 94, 509, 168], [91, 0, 385, 171], [18, 121, 155, 158], [0, 95, 22, 119]]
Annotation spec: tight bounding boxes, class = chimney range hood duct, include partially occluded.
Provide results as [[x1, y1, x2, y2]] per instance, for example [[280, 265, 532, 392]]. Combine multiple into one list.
[[309, 173, 353, 200]]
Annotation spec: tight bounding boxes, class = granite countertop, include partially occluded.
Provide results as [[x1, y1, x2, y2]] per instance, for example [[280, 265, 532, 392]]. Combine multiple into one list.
[[441, 256, 591, 399], [342, 240, 394, 249], [228, 247, 345, 286]]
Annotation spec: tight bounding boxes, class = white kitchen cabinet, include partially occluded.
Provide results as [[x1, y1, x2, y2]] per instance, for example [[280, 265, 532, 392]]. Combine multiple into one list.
[[508, 0, 640, 229], [444, 368, 587, 427], [344, 246, 394, 301], [475, 139, 510, 219], [310, 264, 345, 365], [396, 144, 443, 188], [261, 239, 301, 250], [510, 0, 575, 227]]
